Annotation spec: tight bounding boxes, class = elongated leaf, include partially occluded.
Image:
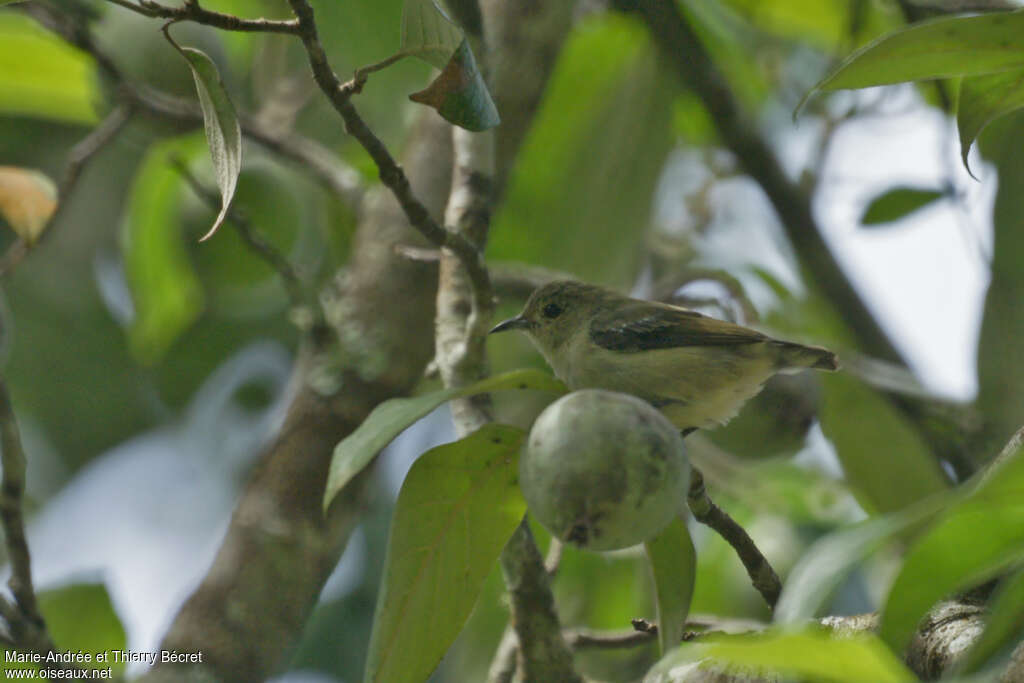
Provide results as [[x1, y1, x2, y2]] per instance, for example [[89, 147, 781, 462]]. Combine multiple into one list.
[[775, 492, 949, 623], [958, 69, 1024, 174], [820, 372, 948, 515], [801, 10, 1024, 111], [860, 186, 945, 226], [645, 517, 696, 655], [364, 424, 527, 683], [645, 627, 914, 683], [409, 38, 500, 131], [121, 136, 206, 364], [0, 166, 56, 244], [324, 369, 566, 510], [169, 37, 242, 242], [401, 0, 462, 69], [959, 566, 1024, 674], [0, 13, 98, 124], [880, 439, 1024, 653], [487, 15, 673, 290]]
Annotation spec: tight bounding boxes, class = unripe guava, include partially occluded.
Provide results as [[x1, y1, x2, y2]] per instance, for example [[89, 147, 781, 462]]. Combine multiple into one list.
[[521, 389, 690, 551]]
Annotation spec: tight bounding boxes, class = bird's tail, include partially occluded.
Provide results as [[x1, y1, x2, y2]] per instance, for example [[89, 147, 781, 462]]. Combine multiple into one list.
[[773, 341, 839, 372]]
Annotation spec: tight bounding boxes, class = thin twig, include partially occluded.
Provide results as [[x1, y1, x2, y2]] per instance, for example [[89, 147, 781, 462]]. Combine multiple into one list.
[[544, 538, 564, 576], [0, 381, 38, 620], [168, 157, 306, 307], [687, 467, 782, 609], [565, 627, 655, 650], [103, 0, 300, 34], [0, 381, 77, 671], [285, 0, 494, 317]]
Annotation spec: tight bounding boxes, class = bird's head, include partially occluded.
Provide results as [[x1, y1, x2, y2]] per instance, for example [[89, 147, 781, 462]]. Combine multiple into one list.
[[490, 280, 608, 352]]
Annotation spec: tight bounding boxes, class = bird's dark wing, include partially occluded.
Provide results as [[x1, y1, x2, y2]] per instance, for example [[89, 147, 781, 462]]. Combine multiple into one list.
[[589, 301, 767, 352]]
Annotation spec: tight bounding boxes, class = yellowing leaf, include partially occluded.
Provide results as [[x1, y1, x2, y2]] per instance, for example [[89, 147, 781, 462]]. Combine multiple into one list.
[[0, 166, 57, 244], [409, 39, 499, 131]]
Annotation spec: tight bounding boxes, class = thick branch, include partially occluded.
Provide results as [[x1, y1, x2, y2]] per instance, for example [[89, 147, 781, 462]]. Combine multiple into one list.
[[103, 0, 299, 34], [616, 0, 903, 367], [687, 467, 781, 609], [499, 521, 583, 683]]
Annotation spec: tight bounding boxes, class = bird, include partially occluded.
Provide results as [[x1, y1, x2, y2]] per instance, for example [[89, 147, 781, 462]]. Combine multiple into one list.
[[490, 280, 838, 433]]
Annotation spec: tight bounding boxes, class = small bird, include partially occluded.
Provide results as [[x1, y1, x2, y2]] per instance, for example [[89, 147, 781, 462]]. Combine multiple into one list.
[[490, 280, 838, 433]]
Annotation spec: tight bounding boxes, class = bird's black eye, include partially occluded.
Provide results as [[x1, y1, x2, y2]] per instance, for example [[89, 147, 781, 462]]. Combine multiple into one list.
[[543, 302, 563, 319]]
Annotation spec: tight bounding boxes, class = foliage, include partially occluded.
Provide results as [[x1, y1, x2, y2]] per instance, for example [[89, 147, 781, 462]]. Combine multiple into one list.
[[3, 0, 1024, 681]]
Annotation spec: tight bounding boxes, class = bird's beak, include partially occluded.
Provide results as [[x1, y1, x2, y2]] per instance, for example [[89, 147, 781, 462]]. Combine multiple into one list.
[[489, 315, 531, 334]]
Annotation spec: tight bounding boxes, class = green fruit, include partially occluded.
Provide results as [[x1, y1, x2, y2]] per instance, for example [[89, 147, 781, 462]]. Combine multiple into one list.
[[521, 389, 690, 551]]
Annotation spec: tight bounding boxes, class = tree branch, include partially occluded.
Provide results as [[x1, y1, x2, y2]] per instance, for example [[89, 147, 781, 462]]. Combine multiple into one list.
[[0, 380, 77, 672], [614, 0, 903, 367], [140, 110, 453, 683], [285, 0, 494, 316], [687, 467, 782, 610], [499, 520, 583, 683], [618, 0, 981, 482], [565, 627, 656, 650], [102, 0, 300, 34]]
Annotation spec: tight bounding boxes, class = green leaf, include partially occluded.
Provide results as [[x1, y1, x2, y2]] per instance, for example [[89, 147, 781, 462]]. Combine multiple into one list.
[[401, 0, 463, 69], [645, 627, 915, 683], [168, 35, 242, 242], [975, 114, 1024, 461], [324, 369, 567, 510], [0, 166, 56, 244], [860, 187, 946, 226], [486, 14, 674, 289], [363, 424, 527, 683], [38, 582, 127, 673], [880, 439, 1024, 652], [820, 372, 948, 515], [408, 38, 500, 131], [645, 517, 696, 655], [121, 135, 206, 364], [959, 566, 1024, 674], [801, 10, 1024, 111], [721, 0, 899, 50], [957, 69, 1024, 174], [775, 492, 948, 623], [0, 13, 98, 124]]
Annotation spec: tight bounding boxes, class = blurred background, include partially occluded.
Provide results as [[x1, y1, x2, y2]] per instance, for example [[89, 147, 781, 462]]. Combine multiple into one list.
[[1, 0, 1021, 680]]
